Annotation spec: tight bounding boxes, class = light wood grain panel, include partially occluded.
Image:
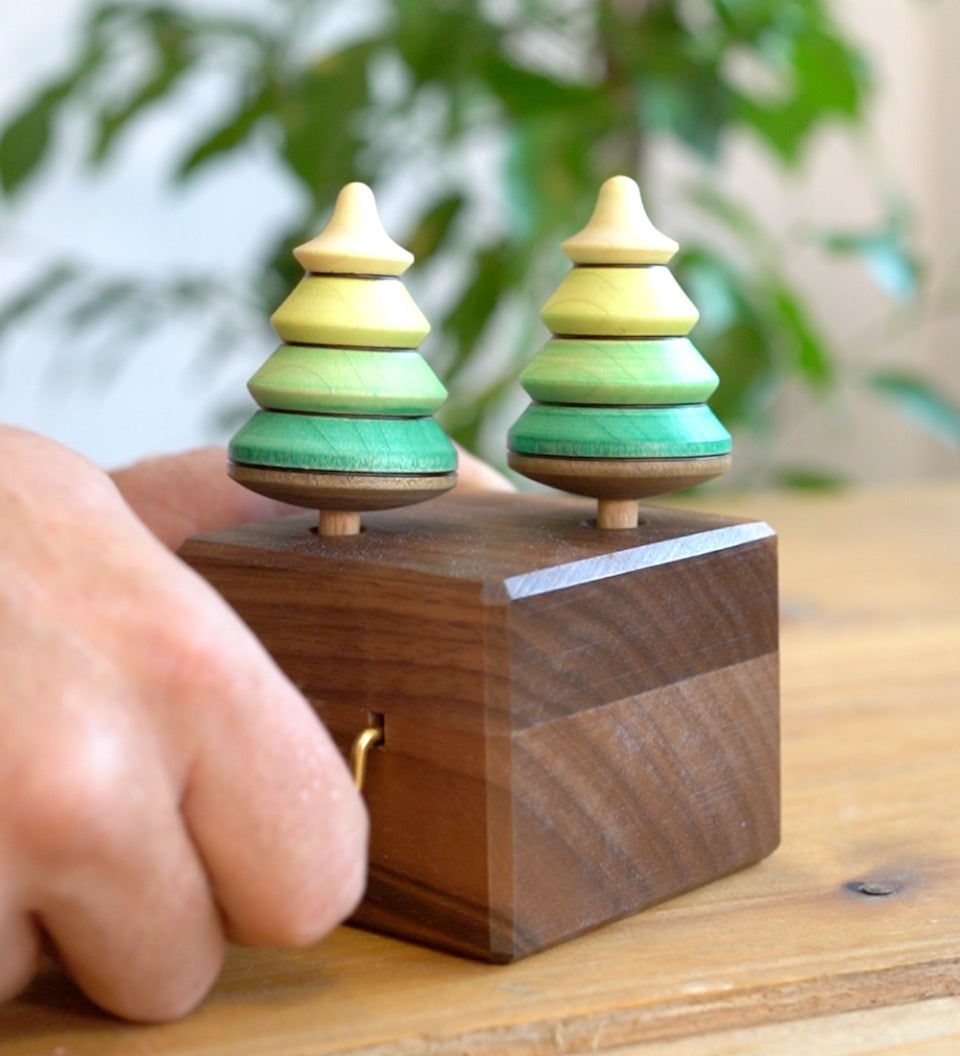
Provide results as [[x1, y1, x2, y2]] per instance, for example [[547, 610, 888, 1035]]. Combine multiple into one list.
[[4, 484, 959, 1054], [4, 621, 959, 1051], [591, 997, 960, 1055], [674, 481, 960, 626]]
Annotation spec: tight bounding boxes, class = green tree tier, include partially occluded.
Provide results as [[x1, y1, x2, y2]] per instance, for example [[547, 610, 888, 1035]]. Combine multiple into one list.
[[520, 338, 718, 405], [508, 176, 731, 530], [228, 182, 457, 536], [248, 346, 447, 416], [508, 405, 731, 459]]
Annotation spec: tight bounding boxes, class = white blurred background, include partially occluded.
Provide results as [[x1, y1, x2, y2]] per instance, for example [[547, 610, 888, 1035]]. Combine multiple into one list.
[[0, 0, 957, 480]]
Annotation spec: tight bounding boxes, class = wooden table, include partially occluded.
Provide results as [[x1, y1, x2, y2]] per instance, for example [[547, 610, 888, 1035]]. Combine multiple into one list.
[[4, 482, 960, 1053]]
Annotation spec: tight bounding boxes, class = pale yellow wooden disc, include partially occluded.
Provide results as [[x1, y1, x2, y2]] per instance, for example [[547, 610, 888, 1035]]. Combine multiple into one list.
[[540, 266, 699, 337], [561, 175, 678, 265], [293, 182, 414, 276], [271, 275, 430, 347]]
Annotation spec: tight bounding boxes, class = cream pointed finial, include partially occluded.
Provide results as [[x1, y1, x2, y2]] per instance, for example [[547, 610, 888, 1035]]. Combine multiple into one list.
[[561, 175, 678, 265], [292, 182, 415, 276]]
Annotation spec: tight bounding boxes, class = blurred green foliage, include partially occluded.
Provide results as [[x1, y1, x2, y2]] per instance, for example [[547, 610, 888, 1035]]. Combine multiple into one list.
[[0, 0, 956, 476]]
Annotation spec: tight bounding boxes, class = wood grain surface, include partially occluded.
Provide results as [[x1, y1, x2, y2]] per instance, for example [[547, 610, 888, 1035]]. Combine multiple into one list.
[[3, 481, 959, 1054], [178, 493, 779, 960], [505, 453, 732, 500]]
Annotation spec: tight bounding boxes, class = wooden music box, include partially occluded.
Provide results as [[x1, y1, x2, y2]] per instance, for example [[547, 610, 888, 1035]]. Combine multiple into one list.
[[180, 178, 780, 961]]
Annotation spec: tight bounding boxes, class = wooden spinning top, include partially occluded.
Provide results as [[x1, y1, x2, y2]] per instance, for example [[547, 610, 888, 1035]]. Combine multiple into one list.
[[228, 183, 457, 535], [507, 175, 731, 529]]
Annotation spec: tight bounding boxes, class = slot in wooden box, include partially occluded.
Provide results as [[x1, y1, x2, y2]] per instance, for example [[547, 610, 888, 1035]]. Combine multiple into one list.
[[179, 491, 779, 961]]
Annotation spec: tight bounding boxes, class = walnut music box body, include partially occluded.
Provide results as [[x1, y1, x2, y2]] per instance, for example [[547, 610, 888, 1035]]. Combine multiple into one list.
[[181, 176, 780, 961], [180, 491, 779, 961]]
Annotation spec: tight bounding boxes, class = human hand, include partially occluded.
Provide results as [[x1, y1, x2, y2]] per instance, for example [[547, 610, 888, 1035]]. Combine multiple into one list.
[[109, 442, 513, 551], [453, 444, 515, 495], [0, 428, 368, 1020]]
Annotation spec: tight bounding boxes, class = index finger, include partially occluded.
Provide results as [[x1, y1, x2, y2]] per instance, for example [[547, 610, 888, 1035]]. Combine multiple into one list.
[[149, 568, 369, 949]]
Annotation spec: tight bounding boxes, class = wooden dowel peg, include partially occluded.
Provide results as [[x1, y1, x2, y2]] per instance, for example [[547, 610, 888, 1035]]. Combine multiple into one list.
[[597, 498, 639, 530], [319, 510, 362, 536]]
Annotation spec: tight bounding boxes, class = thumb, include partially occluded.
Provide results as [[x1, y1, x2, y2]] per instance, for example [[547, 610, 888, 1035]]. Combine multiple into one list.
[[110, 446, 293, 550]]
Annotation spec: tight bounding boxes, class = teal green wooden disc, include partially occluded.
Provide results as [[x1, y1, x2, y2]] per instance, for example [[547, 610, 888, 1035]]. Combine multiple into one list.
[[248, 345, 448, 416], [507, 404, 731, 459], [229, 410, 457, 473], [520, 337, 718, 405]]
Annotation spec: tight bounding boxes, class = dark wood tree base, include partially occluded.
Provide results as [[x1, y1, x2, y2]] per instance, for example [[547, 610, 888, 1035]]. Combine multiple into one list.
[[227, 462, 457, 511], [506, 452, 732, 499]]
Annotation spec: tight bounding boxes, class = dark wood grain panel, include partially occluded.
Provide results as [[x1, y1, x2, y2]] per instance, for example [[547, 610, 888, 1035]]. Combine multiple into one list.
[[506, 654, 780, 958], [503, 538, 777, 728]]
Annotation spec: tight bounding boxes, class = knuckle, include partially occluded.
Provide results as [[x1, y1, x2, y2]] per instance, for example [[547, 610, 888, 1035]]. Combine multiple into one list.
[[11, 723, 138, 866], [139, 589, 239, 703]]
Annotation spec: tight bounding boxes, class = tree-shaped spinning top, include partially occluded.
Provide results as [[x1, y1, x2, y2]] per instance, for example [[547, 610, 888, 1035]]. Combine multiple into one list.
[[508, 175, 731, 529], [228, 183, 457, 536]]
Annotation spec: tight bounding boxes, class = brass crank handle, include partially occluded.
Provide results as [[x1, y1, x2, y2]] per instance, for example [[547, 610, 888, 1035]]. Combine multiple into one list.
[[349, 724, 384, 792]]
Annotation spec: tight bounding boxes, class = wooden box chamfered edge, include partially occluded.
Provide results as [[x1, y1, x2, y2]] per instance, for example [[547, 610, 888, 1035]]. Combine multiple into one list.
[[179, 490, 780, 962]]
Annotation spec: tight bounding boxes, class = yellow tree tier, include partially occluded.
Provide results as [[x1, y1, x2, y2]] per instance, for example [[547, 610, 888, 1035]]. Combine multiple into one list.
[[228, 183, 457, 536], [507, 176, 731, 529]]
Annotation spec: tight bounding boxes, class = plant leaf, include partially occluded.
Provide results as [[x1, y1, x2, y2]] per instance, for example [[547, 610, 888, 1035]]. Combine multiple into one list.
[[390, 0, 498, 86], [402, 193, 465, 263], [0, 90, 60, 194], [775, 466, 847, 490], [276, 43, 376, 198], [821, 225, 921, 300], [62, 279, 143, 329], [731, 11, 869, 164], [868, 370, 960, 449], [503, 114, 597, 241], [482, 56, 596, 119], [683, 181, 771, 251], [791, 27, 868, 120], [642, 64, 732, 161], [439, 242, 524, 385], [90, 8, 197, 162], [0, 263, 82, 334], [176, 90, 272, 179], [770, 282, 834, 388]]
